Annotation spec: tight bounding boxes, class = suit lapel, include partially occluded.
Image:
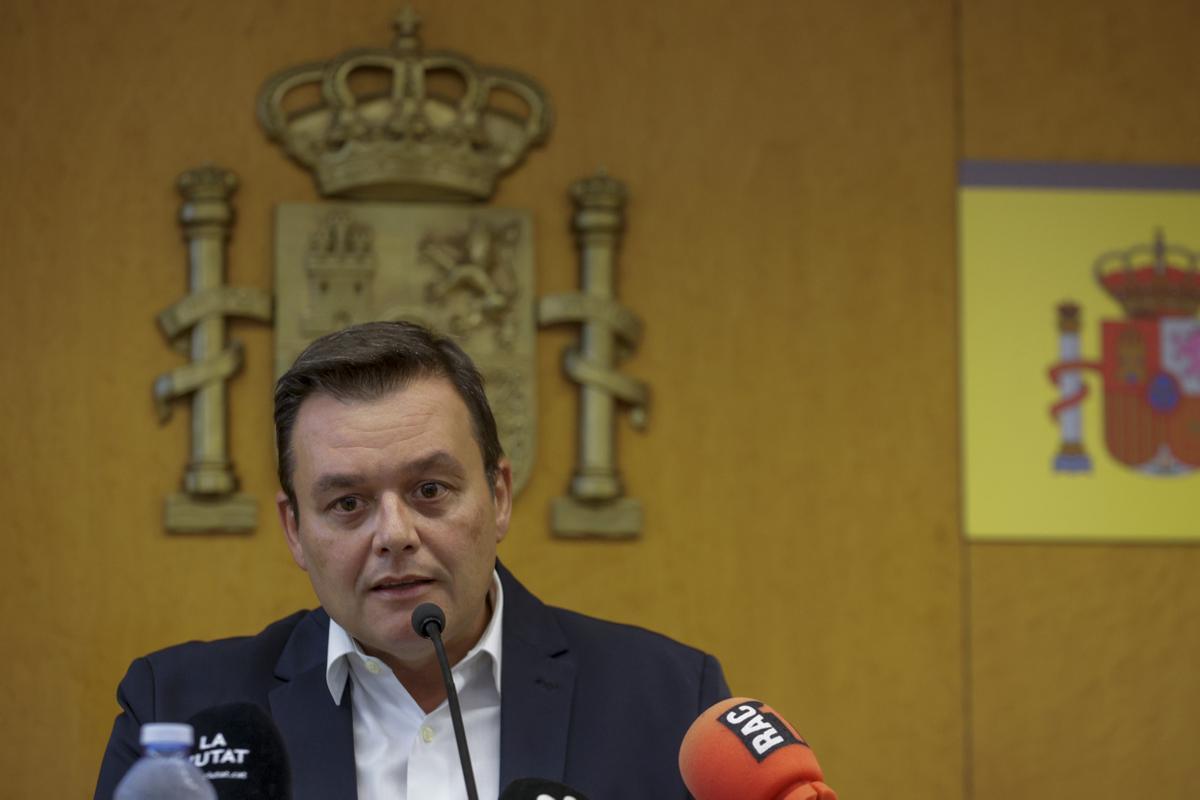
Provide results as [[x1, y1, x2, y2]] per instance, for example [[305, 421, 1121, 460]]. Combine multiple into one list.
[[498, 563, 577, 788], [264, 572, 576, 796], [269, 610, 357, 800]]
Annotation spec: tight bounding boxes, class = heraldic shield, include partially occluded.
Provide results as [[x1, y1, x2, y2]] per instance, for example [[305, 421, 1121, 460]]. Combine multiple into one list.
[[1051, 230, 1200, 475], [274, 203, 538, 494], [1098, 318, 1200, 471]]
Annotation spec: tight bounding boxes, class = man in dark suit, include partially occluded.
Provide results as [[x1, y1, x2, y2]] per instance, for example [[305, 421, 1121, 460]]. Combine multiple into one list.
[[96, 321, 728, 799]]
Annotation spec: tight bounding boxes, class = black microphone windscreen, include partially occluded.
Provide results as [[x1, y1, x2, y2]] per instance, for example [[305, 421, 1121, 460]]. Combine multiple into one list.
[[499, 778, 591, 800], [412, 602, 446, 638], [186, 702, 292, 800]]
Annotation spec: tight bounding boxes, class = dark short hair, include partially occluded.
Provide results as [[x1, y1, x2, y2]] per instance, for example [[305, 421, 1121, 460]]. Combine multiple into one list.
[[274, 321, 504, 511]]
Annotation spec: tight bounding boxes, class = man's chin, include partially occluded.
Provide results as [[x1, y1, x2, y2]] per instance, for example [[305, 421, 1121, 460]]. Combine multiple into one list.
[[358, 629, 434, 665]]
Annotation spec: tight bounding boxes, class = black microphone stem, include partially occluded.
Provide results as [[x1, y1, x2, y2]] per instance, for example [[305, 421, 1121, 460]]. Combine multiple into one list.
[[428, 624, 480, 800]]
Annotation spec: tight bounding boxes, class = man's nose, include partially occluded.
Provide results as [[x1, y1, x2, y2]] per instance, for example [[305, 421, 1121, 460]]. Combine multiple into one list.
[[373, 494, 419, 553]]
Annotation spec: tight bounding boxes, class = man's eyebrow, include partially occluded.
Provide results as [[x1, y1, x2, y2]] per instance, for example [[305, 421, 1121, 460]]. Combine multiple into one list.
[[408, 450, 467, 476], [311, 473, 366, 496], [309, 452, 467, 496]]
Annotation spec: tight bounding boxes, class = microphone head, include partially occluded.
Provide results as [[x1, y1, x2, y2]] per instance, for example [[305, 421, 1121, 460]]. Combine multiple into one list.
[[679, 697, 834, 800], [411, 602, 446, 639], [499, 778, 591, 800], [186, 702, 291, 800]]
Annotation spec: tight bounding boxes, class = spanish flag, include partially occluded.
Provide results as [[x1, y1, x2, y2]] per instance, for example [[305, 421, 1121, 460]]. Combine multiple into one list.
[[960, 161, 1200, 541]]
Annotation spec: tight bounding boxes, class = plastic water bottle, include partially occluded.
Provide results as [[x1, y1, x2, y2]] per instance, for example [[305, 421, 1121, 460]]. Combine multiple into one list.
[[113, 722, 217, 799]]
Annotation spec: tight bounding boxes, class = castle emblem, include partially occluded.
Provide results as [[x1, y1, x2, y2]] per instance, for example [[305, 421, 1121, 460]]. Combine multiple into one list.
[[1050, 230, 1200, 474], [301, 212, 377, 337]]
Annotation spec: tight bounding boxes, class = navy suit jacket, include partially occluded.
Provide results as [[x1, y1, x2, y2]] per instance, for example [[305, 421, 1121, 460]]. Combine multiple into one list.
[[95, 564, 729, 799]]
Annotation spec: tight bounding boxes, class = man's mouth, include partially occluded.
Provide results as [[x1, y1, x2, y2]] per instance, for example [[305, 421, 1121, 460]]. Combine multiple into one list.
[[371, 577, 433, 593]]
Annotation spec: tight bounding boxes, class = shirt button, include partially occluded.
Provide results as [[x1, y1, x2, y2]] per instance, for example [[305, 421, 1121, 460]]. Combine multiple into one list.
[[364, 660, 381, 674], [420, 725, 434, 743]]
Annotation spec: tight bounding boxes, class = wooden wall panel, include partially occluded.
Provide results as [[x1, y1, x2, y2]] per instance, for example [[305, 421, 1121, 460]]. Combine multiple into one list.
[[0, 2, 962, 797], [961, 1, 1200, 797], [968, 546, 1200, 797]]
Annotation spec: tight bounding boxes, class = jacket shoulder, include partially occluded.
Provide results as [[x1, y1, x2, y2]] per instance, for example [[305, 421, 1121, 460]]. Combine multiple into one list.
[[95, 609, 323, 800], [530, 605, 730, 797], [551, 606, 711, 663], [135, 609, 319, 707], [547, 605, 729, 701], [498, 562, 728, 700]]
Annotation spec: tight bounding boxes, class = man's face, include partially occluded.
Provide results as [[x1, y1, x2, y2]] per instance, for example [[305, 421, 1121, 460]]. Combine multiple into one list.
[[277, 376, 512, 667]]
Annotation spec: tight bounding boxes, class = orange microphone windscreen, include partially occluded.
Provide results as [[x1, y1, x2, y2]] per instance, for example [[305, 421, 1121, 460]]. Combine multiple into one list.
[[678, 697, 836, 800]]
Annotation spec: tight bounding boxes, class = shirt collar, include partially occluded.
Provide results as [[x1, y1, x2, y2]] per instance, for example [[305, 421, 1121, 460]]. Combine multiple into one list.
[[325, 569, 505, 705]]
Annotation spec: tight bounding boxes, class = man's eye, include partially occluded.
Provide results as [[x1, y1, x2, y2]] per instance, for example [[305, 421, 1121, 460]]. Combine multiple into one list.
[[333, 496, 362, 513], [416, 482, 447, 500]]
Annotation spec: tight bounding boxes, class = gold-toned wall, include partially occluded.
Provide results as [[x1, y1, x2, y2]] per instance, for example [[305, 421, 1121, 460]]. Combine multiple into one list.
[[961, 1, 1200, 797], [0, 1, 1193, 798]]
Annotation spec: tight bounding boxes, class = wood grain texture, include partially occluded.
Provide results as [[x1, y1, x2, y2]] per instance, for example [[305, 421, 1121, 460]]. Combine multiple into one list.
[[962, 0, 1200, 162], [969, 545, 1200, 798]]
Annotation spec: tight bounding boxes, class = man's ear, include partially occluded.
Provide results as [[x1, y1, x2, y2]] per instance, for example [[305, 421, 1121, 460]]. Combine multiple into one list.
[[492, 458, 513, 543], [276, 491, 308, 571]]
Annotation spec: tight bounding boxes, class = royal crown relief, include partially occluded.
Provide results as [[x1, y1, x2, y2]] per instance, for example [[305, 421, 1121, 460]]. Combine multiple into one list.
[[156, 13, 649, 537]]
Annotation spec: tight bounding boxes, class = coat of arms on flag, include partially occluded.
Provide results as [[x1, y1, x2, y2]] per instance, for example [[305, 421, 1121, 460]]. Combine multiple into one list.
[[1050, 232, 1200, 476], [960, 161, 1200, 541]]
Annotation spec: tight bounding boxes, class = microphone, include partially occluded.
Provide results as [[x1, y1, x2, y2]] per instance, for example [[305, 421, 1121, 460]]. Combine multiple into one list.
[[499, 778, 591, 800], [679, 697, 837, 800], [185, 702, 291, 799], [412, 602, 479, 800]]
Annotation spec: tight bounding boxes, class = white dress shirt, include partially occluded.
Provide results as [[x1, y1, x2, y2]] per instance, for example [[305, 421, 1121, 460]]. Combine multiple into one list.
[[325, 572, 504, 800]]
